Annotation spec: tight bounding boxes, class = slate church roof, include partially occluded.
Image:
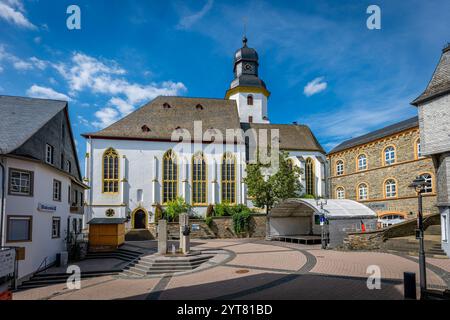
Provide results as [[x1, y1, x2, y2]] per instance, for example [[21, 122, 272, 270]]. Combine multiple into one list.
[[84, 95, 324, 153], [0, 95, 67, 154], [83, 96, 242, 142], [412, 44, 450, 106], [241, 123, 325, 152], [328, 116, 418, 154]]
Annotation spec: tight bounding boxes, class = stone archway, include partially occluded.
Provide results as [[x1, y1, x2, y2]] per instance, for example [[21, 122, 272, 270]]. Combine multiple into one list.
[[131, 208, 148, 229]]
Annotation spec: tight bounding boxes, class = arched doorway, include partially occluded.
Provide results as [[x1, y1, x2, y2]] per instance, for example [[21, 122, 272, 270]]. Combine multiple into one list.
[[132, 208, 148, 229]]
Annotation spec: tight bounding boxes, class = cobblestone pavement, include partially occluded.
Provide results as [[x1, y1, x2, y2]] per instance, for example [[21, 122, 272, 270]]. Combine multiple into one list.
[[13, 239, 450, 300]]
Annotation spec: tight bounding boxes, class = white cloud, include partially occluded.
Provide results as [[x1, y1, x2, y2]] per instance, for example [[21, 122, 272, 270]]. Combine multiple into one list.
[[109, 97, 134, 116], [0, 0, 36, 29], [92, 107, 120, 129], [0, 45, 48, 71], [176, 0, 214, 30], [13, 59, 32, 70], [53, 52, 187, 127], [26, 85, 72, 101], [303, 77, 327, 97]]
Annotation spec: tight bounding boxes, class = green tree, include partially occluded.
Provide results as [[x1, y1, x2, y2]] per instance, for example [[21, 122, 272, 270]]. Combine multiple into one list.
[[164, 197, 191, 222], [245, 151, 302, 215]]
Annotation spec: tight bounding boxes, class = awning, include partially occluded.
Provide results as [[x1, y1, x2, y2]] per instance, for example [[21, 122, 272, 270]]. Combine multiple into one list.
[[270, 199, 377, 220]]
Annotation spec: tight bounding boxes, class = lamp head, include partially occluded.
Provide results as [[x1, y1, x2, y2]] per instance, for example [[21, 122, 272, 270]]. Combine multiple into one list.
[[408, 175, 430, 192]]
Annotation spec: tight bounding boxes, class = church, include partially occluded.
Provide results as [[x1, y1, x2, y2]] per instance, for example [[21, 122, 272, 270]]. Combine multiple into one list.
[[82, 37, 327, 229]]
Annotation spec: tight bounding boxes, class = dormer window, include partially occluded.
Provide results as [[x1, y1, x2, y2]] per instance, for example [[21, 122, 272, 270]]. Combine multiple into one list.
[[45, 144, 54, 165], [247, 95, 254, 106], [196, 104, 204, 110], [163, 103, 171, 109], [141, 125, 151, 132]]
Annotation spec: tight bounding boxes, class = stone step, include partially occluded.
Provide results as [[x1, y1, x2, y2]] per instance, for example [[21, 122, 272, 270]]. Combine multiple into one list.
[[18, 272, 119, 290], [148, 265, 194, 271]]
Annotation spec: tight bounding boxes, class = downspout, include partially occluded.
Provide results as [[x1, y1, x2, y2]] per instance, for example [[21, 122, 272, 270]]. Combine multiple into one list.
[[0, 155, 5, 247]]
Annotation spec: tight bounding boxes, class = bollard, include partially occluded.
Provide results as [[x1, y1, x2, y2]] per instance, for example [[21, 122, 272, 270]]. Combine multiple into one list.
[[404, 272, 417, 300]]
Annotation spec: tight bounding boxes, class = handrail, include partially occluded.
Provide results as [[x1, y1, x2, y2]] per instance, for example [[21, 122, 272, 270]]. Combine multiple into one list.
[[36, 256, 48, 273]]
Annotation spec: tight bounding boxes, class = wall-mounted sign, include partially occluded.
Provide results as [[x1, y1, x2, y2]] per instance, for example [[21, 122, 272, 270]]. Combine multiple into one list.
[[366, 203, 387, 211], [38, 203, 57, 212], [0, 249, 15, 278], [191, 224, 200, 231]]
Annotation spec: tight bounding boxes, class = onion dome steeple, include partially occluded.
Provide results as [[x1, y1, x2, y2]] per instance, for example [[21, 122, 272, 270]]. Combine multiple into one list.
[[226, 37, 270, 98]]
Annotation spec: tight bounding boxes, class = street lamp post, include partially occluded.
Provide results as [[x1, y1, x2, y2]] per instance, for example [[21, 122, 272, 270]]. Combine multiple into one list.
[[408, 175, 431, 297]]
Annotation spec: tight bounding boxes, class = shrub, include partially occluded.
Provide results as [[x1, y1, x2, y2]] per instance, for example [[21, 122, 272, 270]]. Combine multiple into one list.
[[232, 210, 252, 234], [206, 204, 214, 217], [205, 216, 213, 228], [154, 203, 164, 223], [164, 197, 191, 222], [214, 202, 233, 216], [301, 194, 316, 199]]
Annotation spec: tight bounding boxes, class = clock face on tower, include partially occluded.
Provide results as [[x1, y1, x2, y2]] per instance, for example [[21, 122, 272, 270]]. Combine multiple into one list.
[[243, 63, 253, 72]]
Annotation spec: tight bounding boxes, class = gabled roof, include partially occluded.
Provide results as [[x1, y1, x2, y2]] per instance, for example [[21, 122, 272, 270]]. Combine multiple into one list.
[[0, 95, 67, 154], [328, 116, 418, 155], [412, 44, 450, 106], [241, 123, 325, 153], [83, 96, 242, 142]]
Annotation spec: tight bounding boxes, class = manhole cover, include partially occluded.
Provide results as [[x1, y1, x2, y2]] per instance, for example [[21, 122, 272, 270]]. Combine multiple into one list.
[[235, 269, 250, 274]]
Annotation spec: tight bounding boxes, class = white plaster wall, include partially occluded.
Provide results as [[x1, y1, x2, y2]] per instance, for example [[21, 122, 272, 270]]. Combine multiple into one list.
[[287, 151, 327, 198], [229, 92, 269, 123], [87, 139, 246, 224], [2, 157, 80, 279]]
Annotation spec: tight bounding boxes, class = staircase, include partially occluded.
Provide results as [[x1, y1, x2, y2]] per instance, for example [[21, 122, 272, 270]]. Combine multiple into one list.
[[84, 247, 142, 262], [123, 253, 213, 277], [382, 235, 447, 258], [17, 248, 143, 290], [17, 270, 120, 290]]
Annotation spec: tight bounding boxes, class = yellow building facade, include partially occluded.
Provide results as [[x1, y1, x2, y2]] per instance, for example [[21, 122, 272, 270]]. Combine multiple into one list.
[[328, 117, 438, 227]]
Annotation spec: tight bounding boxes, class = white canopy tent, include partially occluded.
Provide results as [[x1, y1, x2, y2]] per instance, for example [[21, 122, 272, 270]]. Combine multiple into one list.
[[268, 199, 378, 247]]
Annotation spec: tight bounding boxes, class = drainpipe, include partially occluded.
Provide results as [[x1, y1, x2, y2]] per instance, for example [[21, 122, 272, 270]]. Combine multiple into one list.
[[0, 155, 5, 248]]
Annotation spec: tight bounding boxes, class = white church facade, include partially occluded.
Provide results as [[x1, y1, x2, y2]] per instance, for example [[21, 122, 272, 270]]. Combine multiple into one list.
[[83, 37, 327, 229]]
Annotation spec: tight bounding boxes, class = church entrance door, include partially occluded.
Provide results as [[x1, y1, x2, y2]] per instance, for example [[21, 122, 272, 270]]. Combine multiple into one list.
[[133, 210, 146, 229]]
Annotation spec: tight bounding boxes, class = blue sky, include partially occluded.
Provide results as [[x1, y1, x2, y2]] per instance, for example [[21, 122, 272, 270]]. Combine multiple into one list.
[[0, 0, 449, 166]]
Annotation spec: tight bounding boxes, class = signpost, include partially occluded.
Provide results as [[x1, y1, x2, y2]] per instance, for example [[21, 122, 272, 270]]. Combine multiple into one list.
[[0, 248, 16, 300], [316, 200, 328, 249]]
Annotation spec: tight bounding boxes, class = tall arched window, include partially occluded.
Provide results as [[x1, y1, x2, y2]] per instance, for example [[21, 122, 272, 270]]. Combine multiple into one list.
[[247, 95, 253, 106], [305, 158, 315, 196], [163, 150, 178, 203], [221, 153, 236, 204], [358, 183, 368, 200], [336, 187, 345, 199], [421, 173, 433, 193], [385, 179, 397, 198], [192, 152, 207, 205], [384, 146, 396, 165], [336, 160, 344, 176], [102, 148, 119, 193], [357, 154, 367, 171]]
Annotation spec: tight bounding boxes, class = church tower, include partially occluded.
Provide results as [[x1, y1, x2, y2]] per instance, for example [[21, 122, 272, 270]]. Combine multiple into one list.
[[226, 37, 270, 124]]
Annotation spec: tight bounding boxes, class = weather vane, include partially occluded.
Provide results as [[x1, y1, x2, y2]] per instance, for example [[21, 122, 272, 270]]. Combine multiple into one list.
[[242, 16, 248, 37]]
